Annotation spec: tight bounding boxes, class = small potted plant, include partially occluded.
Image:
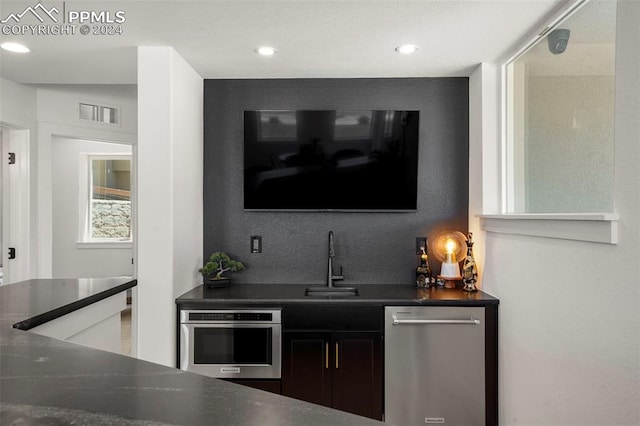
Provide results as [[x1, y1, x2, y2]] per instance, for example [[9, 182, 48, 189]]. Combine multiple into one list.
[[199, 252, 246, 288]]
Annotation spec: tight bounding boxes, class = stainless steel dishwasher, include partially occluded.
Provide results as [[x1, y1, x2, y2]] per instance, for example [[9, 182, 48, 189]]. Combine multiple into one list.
[[384, 306, 485, 426]]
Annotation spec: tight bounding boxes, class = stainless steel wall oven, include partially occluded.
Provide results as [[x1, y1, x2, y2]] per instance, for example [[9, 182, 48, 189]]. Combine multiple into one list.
[[179, 309, 281, 379]]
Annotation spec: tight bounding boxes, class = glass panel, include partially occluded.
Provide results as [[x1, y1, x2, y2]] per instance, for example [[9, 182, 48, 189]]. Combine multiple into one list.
[[101, 106, 118, 124], [507, 0, 616, 213], [79, 103, 99, 121], [79, 103, 119, 124], [193, 328, 272, 364], [90, 158, 131, 239]]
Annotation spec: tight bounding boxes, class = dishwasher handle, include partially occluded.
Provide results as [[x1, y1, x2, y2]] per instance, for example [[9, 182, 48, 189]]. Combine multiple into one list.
[[392, 315, 480, 325]]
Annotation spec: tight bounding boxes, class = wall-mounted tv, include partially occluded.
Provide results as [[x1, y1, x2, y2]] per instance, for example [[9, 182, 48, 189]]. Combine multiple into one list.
[[243, 110, 419, 211]]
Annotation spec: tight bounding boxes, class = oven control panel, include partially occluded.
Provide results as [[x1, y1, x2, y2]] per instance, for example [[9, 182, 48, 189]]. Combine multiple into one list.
[[181, 310, 281, 323]]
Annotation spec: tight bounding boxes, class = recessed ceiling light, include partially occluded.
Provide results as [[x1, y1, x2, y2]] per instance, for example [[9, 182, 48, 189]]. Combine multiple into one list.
[[256, 46, 277, 56], [395, 44, 419, 55], [1, 42, 30, 53]]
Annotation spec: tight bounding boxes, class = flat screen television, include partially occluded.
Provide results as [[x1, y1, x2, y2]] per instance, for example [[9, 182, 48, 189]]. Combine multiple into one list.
[[243, 110, 419, 211]]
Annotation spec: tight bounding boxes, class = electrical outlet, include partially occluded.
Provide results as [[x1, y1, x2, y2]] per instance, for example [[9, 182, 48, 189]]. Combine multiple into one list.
[[416, 237, 427, 254], [250, 236, 262, 253]]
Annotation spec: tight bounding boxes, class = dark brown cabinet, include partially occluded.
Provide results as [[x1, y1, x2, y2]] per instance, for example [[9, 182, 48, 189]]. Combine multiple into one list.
[[332, 332, 382, 419], [282, 331, 332, 407], [282, 330, 382, 420]]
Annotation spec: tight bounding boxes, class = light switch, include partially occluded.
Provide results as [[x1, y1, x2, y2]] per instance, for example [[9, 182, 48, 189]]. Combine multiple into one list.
[[251, 236, 262, 253], [416, 237, 427, 254]]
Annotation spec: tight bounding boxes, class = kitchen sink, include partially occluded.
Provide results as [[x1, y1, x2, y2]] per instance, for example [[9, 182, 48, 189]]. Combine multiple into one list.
[[304, 287, 359, 297]]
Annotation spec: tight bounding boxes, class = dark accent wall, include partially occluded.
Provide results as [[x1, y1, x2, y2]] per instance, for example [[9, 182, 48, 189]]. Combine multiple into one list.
[[204, 78, 468, 285]]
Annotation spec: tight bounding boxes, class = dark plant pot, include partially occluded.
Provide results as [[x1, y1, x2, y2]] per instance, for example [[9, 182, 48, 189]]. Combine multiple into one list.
[[205, 277, 231, 288]]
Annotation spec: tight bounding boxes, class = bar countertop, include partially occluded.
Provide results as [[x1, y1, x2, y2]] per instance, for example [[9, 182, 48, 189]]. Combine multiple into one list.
[[176, 283, 499, 307], [0, 278, 384, 426]]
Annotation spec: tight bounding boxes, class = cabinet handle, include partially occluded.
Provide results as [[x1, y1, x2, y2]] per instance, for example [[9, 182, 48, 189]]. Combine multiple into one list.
[[392, 315, 481, 325], [325, 342, 329, 369], [335, 342, 339, 369]]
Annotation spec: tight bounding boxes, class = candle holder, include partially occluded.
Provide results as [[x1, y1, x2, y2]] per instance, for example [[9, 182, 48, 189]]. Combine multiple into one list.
[[432, 230, 466, 289]]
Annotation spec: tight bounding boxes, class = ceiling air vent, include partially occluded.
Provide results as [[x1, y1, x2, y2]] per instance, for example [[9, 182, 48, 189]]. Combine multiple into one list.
[[78, 102, 119, 125]]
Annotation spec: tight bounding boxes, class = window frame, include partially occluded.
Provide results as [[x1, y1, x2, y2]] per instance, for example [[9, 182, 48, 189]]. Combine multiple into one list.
[[78, 153, 133, 246], [76, 99, 122, 128], [477, 0, 618, 244]]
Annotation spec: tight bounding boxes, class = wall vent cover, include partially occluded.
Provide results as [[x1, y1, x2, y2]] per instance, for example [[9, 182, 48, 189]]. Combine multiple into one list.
[[78, 102, 119, 125]]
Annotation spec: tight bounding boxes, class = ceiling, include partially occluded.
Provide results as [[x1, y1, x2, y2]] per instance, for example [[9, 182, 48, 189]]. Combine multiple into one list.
[[0, 0, 566, 84]]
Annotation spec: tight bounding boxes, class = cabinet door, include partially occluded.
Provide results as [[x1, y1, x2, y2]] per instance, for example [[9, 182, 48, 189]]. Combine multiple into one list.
[[282, 332, 332, 408], [332, 332, 383, 420]]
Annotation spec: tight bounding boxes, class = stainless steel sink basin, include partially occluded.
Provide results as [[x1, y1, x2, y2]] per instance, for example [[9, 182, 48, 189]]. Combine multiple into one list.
[[304, 287, 359, 297]]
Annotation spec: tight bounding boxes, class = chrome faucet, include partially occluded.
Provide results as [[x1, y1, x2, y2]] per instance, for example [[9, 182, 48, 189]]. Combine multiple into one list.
[[327, 231, 344, 287]]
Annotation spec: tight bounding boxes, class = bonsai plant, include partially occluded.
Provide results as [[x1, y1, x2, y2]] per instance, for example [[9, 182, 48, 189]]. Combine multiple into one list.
[[199, 252, 246, 288]]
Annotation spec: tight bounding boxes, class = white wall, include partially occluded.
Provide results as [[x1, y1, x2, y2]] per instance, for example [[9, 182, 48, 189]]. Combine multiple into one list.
[[471, 2, 640, 424], [137, 46, 203, 367], [36, 85, 137, 277], [0, 77, 38, 128], [51, 137, 133, 278], [37, 85, 138, 135], [469, 63, 501, 284]]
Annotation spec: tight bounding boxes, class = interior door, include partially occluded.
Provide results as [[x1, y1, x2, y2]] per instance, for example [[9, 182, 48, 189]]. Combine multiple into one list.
[[1, 126, 31, 284]]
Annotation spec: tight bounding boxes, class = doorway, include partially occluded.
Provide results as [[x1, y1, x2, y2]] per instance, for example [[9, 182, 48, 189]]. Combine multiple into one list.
[[51, 136, 133, 278]]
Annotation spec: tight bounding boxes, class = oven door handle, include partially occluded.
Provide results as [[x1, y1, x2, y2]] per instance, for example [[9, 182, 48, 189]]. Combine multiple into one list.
[[179, 324, 191, 371]]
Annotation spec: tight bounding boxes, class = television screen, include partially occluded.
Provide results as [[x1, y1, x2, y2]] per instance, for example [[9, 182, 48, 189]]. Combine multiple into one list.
[[243, 110, 419, 211]]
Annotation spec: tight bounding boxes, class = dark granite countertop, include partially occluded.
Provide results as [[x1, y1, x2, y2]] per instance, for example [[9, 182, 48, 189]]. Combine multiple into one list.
[[0, 278, 383, 425], [176, 283, 499, 308], [6, 277, 137, 330]]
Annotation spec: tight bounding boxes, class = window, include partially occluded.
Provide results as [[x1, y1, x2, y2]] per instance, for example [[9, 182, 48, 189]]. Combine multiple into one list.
[[505, 0, 617, 214], [481, 0, 619, 244], [78, 102, 120, 125], [85, 155, 131, 242]]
